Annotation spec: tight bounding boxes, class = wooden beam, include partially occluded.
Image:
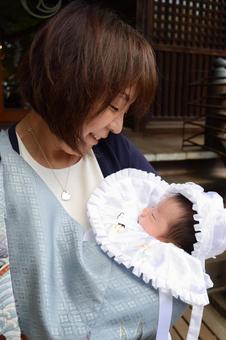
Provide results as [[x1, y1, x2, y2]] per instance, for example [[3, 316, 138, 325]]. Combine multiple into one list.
[[153, 43, 226, 57], [0, 108, 28, 123]]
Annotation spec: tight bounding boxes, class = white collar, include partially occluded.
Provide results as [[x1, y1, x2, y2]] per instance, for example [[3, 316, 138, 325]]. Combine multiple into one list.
[[87, 168, 226, 339], [87, 168, 212, 306]]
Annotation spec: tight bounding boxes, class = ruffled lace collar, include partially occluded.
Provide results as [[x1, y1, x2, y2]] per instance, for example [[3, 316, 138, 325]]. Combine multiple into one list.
[[87, 168, 213, 307]]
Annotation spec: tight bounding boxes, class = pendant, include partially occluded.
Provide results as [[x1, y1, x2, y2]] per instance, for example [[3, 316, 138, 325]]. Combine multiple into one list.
[[61, 190, 71, 201]]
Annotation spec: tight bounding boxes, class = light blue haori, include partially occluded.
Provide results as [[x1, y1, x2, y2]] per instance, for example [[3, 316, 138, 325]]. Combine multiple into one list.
[[0, 143, 21, 339], [0, 130, 185, 340]]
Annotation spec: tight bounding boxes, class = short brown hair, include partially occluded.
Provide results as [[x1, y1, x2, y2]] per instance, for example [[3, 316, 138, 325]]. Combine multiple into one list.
[[18, 1, 157, 150], [165, 194, 197, 254]]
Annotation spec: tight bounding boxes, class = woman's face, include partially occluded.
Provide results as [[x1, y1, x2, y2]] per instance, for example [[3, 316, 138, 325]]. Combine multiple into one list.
[[58, 87, 136, 157], [80, 87, 136, 153]]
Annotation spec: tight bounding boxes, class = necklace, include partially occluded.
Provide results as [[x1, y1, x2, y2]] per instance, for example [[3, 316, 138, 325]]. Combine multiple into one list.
[[27, 127, 72, 201]]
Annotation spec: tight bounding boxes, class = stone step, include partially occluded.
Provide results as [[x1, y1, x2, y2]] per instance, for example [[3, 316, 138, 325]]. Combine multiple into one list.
[[152, 158, 226, 199]]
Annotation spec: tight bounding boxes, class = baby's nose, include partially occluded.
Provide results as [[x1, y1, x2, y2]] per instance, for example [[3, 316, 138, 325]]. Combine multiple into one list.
[[139, 208, 150, 217]]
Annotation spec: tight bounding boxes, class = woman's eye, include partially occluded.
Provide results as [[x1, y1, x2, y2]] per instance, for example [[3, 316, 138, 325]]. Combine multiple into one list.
[[110, 104, 119, 112]]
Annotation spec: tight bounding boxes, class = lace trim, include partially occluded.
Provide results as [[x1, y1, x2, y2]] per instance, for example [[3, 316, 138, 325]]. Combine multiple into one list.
[[87, 169, 213, 307]]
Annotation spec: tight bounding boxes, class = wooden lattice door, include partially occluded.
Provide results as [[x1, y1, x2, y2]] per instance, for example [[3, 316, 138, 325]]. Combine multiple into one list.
[[137, 0, 226, 121]]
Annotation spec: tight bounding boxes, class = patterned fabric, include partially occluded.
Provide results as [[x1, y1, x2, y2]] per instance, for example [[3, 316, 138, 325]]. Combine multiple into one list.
[[0, 131, 185, 339], [0, 152, 21, 339]]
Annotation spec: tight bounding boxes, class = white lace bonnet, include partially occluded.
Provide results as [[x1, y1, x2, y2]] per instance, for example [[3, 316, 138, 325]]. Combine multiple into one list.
[[166, 180, 226, 261], [87, 168, 226, 340]]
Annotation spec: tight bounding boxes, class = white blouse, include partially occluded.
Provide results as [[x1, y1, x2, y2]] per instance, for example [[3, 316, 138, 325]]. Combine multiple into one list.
[[17, 134, 103, 230]]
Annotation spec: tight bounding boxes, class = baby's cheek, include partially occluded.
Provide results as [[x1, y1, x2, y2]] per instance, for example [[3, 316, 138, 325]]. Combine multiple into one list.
[[138, 215, 153, 236]]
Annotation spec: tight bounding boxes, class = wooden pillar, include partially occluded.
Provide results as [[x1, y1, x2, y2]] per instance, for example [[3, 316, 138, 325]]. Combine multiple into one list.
[[0, 46, 4, 116], [136, 0, 154, 40], [205, 57, 226, 154], [134, 0, 155, 131]]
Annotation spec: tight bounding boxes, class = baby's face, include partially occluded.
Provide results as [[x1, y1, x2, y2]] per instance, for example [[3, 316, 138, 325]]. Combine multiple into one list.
[[138, 197, 183, 241]]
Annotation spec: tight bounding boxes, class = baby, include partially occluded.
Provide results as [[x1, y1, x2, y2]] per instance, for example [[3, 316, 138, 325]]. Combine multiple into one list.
[[138, 194, 197, 254], [87, 168, 226, 340]]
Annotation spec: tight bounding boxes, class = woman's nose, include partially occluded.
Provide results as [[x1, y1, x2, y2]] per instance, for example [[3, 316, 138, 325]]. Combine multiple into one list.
[[108, 114, 124, 134]]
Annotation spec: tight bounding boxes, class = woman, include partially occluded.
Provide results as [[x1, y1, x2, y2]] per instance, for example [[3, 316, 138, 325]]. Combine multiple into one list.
[[0, 2, 185, 339]]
